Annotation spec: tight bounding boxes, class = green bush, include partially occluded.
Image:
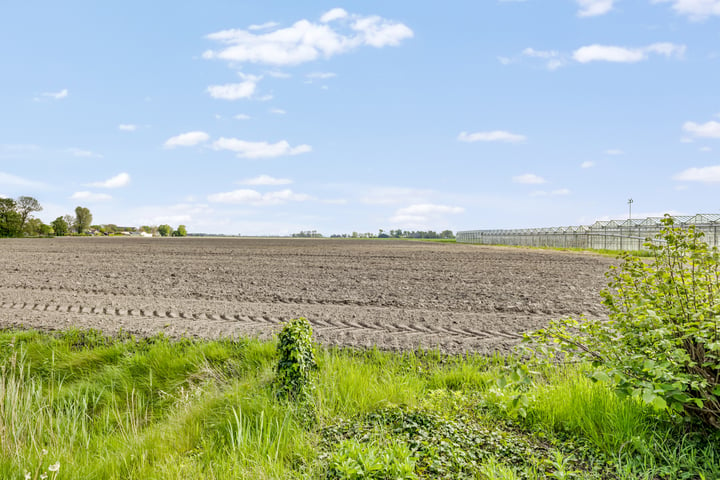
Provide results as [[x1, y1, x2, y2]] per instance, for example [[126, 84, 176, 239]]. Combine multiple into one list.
[[274, 318, 317, 401], [530, 216, 720, 428]]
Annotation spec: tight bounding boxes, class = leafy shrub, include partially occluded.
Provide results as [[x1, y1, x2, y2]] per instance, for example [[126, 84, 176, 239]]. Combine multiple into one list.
[[326, 439, 417, 479], [530, 216, 720, 428], [274, 318, 317, 401]]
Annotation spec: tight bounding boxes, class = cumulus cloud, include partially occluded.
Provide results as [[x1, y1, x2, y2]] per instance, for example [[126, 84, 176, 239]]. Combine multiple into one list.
[[389, 203, 464, 228], [0, 172, 45, 188], [652, 0, 720, 20], [248, 21, 280, 31], [207, 74, 261, 100], [39, 89, 68, 100], [164, 131, 210, 148], [71, 191, 112, 201], [212, 137, 311, 159], [67, 148, 103, 158], [581, 161, 596, 168], [512, 173, 546, 184], [577, 0, 615, 17], [306, 72, 337, 79], [458, 131, 526, 143], [118, 124, 137, 131], [683, 120, 720, 138], [674, 165, 720, 182], [360, 187, 433, 205], [208, 188, 311, 205], [573, 43, 686, 63], [202, 9, 413, 67], [237, 174, 292, 186], [86, 172, 131, 188], [521, 47, 566, 70]]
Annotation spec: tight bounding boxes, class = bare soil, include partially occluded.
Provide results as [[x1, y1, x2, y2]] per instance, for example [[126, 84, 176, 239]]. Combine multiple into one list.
[[0, 238, 614, 354]]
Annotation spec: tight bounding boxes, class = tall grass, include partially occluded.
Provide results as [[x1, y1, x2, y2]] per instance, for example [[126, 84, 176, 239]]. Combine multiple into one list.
[[0, 328, 717, 478]]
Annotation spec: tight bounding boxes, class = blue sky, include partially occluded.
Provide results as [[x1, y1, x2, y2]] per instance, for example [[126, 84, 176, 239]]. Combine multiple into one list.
[[1, 1, 718, 235]]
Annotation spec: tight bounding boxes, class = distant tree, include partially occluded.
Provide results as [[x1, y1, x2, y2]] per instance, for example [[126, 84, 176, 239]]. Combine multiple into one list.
[[0, 198, 22, 237], [440, 230, 455, 239], [40, 223, 53, 236], [74, 206, 92, 234], [158, 224, 172, 237], [140, 225, 152, 234], [16, 196, 42, 231], [63, 215, 75, 230], [51, 217, 69, 236], [23, 218, 44, 237], [172, 225, 187, 237]]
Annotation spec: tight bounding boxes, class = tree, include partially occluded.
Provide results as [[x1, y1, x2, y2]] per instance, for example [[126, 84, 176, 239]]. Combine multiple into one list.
[[16, 196, 42, 231], [63, 215, 75, 231], [23, 218, 44, 237], [40, 223, 53, 236], [74, 206, 92, 234], [51, 217, 69, 236], [0, 198, 22, 237], [158, 224, 172, 237], [172, 225, 187, 237]]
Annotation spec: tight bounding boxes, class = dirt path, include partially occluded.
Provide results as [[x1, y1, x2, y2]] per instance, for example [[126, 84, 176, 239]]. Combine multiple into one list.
[[0, 238, 614, 354]]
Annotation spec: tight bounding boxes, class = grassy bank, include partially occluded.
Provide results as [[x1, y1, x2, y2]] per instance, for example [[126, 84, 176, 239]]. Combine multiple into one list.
[[0, 328, 717, 479]]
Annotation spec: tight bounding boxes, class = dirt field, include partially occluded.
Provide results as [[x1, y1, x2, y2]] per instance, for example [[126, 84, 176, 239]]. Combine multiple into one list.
[[0, 238, 615, 354]]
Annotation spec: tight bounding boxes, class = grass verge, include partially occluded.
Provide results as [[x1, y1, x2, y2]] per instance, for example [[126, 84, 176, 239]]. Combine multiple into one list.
[[0, 328, 716, 479]]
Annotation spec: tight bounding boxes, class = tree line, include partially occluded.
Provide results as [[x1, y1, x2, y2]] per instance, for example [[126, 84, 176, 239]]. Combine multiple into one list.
[[0, 196, 187, 238]]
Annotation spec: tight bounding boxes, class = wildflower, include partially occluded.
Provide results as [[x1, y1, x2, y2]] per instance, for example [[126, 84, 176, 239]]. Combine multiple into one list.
[[48, 462, 60, 472], [41, 449, 48, 456], [24, 472, 30, 480], [40, 474, 47, 480]]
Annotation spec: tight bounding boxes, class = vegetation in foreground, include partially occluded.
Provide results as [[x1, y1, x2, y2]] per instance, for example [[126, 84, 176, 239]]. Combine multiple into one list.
[[0, 326, 717, 479]]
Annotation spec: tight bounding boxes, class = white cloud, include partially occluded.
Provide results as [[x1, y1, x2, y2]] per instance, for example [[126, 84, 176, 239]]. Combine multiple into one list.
[[458, 130, 526, 143], [674, 165, 720, 182], [234, 114, 251, 120], [581, 161, 596, 168], [0, 172, 45, 188], [67, 148, 103, 158], [522, 48, 559, 59], [573, 43, 686, 63], [248, 21, 280, 31], [306, 72, 337, 79], [164, 131, 210, 148], [360, 187, 433, 205], [202, 10, 412, 67], [266, 70, 292, 78], [320, 8, 349, 23], [71, 191, 112, 201], [700, 146, 712, 152], [86, 172, 131, 188], [395, 204, 464, 216], [212, 137, 311, 159], [577, 0, 615, 17], [40, 89, 68, 100], [497, 56, 515, 65], [652, 0, 720, 20], [512, 173, 546, 184], [207, 74, 260, 100], [237, 174, 292, 186], [605, 149, 625, 155], [208, 188, 311, 205], [683, 120, 720, 138], [269, 108, 286, 115], [118, 124, 137, 131]]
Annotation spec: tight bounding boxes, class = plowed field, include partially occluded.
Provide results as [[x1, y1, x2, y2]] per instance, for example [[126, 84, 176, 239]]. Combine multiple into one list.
[[0, 238, 614, 353]]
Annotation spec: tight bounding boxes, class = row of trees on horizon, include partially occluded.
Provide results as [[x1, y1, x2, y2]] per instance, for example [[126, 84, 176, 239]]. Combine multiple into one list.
[[0, 196, 187, 238]]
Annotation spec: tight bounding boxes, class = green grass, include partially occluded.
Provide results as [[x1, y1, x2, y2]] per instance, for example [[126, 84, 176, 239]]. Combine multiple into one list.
[[0, 328, 716, 479], [471, 243, 655, 258]]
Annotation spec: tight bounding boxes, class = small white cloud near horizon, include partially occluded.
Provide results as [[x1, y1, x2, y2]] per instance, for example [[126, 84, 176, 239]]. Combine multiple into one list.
[[237, 174, 293, 186], [71, 191, 112, 201], [212, 137, 311, 159], [202, 9, 413, 67], [306, 72, 337, 79], [573, 42, 686, 63], [118, 124, 137, 131], [652, 0, 720, 20], [86, 172, 131, 188], [581, 161, 596, 168], [208, 188, 311, 205], [164, 131, 210, 148], [683, 120, 720, 138], [389, 203, 463, 229], [577, 0, 615, 17], [458, 130, 526, 143], [207, 74, 261, 100], [674, 165, 720, 183], [0, 172, 45, 188], [269, 108, 286, 115], [38, 89, 68, 100], [513, 173, 546, 184]]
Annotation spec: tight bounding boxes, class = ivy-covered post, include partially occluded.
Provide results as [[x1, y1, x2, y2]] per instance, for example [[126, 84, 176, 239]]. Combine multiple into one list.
[[274, 318, 317, 401]]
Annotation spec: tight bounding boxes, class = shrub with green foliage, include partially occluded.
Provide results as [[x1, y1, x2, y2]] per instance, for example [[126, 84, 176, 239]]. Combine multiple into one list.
[[530, 215, 720, 428], [274, 318, 317, 401]]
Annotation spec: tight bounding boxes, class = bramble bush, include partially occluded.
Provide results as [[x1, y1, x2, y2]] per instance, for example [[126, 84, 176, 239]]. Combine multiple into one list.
[[274, 317, 317, 401], [529, 216, 720, 428]]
